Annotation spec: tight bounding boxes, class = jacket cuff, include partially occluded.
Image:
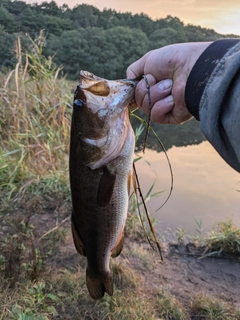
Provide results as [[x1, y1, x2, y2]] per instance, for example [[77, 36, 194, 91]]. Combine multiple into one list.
[[185, 39, 240, 120]]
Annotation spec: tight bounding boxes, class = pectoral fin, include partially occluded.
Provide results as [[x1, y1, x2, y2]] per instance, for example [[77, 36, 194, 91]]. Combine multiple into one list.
[[97, 166, 116, 207], [111, 232, 124, 258], [71, 213, 86, 256]]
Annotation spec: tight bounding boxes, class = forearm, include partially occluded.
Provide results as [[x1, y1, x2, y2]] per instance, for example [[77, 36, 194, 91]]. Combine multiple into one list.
[[185, 39, 240, 172]]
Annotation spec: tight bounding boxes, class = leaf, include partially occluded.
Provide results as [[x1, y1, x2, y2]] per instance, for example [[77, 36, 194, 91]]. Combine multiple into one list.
[[46, 293, 58, 301]]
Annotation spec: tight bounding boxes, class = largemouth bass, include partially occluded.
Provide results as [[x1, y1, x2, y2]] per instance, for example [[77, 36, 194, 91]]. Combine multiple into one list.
[[70, 71, 137, 300]]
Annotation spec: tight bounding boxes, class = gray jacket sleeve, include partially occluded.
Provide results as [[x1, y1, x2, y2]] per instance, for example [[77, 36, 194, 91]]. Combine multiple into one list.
[[185, 39, 240, 172]]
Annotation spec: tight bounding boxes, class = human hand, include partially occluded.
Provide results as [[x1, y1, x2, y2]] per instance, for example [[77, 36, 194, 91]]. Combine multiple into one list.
[[127, 42, 211, 124]]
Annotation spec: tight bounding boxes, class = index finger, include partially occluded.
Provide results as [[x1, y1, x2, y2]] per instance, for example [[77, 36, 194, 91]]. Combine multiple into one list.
[[126, 54, 147, 79]]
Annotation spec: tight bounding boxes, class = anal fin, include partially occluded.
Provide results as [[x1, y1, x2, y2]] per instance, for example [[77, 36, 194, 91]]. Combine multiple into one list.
[[111, 232, 124, 258], [71, 213, 86, 256]]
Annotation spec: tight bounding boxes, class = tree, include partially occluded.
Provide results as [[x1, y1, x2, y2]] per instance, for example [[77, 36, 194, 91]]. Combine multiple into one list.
[[97, 8, 119, 29], [45, 15, 73, 36], [149, 27, 187, 50], [0, 7, 17, 33], [0, 2, 229, 80], [77, 27, 107, 76], [155, 15, 185, 30], [0, 29, 17, 69], [103, 26, 149, 79], [71, 4, 100, 29], [37, 1, 61, 16], [42, 33, 62, 67], [57, 29, 90, 80], [6, 0, 28, 15], [131, 13, 155, 36], [17, 7, 40, 34], [185, 24, 221, 42]]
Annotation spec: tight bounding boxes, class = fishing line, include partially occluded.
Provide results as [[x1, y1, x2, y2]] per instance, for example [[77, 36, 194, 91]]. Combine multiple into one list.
[[142, 75, 152, 153], [133, 161, 164, 261], [131, 113, 174, 213], [131, 75, 174, 212]]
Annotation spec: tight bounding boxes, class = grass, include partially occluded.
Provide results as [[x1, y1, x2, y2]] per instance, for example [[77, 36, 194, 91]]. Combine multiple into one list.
[[0, 228, 186, 320], [154, 290, 186, 320], [195, 219, 240, 257], [0, 32, 72, 207], [191, 294, 240, 320], [174, 218, 240, 258], [1, 33, 240, 320]]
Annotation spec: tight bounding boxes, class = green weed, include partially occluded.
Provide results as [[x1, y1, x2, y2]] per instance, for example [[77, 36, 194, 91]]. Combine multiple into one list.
[[0, 281, 59, 320], [191, 294, 240, 320], [154, 289, 187, 320], [198, 219, 240, 257]]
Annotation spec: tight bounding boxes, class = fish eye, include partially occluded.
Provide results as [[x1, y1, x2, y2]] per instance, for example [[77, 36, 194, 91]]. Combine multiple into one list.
[[73, 99, 84, 112]]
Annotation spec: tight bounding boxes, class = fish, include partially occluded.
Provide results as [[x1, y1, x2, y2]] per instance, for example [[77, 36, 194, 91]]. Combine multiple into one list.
[[69, 70, 138, 300]]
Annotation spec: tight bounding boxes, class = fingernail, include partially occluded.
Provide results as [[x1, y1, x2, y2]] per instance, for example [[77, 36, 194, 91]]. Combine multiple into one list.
[[140, 79, 147, 89], [159, 79, 173, 90], [164, 95, 174, 103]]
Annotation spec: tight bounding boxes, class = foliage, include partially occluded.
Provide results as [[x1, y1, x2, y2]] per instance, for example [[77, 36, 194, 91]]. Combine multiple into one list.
[[191, 294, 240, 320], [0, 1, 238, 79], [154, 289, 186, 320], [0, 33, 72, 204], [198, 219, 240, 257], [0, 217, 48, 283]]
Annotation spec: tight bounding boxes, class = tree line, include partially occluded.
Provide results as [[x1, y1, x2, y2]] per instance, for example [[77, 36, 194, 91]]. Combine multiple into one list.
[[0, 0, 238, 80]]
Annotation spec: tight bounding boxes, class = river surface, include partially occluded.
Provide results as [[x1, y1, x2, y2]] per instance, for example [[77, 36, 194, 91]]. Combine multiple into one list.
[[134, 141, 240, 240]]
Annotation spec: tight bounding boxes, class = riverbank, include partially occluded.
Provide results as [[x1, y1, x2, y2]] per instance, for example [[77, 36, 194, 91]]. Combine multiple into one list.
[[1, 205, 240, 320]]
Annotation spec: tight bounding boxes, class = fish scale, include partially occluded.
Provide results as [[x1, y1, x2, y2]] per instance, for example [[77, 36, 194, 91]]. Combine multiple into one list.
[[69, 71, 138, 300]]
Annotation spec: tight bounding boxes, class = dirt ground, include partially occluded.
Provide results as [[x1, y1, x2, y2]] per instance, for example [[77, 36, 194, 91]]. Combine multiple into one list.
[[40, 210, 240, 313], [3, 208, 240, 318], [154, 242, 240, 309]]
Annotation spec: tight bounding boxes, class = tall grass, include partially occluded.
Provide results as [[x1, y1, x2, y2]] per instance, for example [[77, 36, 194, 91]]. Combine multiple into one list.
[[0, 33, 73, 204]]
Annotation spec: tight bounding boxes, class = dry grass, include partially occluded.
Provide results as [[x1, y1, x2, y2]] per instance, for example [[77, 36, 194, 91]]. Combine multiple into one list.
[[191, 294, 240, 320], [0, 33, 72, 205]]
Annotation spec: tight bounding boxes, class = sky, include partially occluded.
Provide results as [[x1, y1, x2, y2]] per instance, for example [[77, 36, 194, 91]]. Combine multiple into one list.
[[25, 0, 240, 35]]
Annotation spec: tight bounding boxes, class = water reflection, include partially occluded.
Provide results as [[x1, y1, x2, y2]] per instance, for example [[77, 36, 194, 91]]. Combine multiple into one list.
[[131, 111, 206, 151], [134, 141, 240, 240]]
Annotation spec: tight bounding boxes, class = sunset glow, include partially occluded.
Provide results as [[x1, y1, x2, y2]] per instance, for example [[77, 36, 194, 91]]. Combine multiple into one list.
[[25, 0, 240, 35]]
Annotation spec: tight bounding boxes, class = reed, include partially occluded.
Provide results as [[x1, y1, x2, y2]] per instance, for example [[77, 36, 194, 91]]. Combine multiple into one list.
[[0, 33, 73, 202]]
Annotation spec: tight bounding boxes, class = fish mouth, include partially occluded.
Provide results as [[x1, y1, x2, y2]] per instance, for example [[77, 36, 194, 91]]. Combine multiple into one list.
[[79, 70, 141, 92], [129, 75, 143, 83], [80, 70, 142, 82]]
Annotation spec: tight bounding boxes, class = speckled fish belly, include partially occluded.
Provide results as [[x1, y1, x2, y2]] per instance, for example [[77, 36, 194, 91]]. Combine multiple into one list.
[[69, 71, 137, 300]]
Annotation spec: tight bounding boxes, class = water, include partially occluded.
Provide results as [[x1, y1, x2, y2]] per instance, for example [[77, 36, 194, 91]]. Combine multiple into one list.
[[134, 141, 240, 240]]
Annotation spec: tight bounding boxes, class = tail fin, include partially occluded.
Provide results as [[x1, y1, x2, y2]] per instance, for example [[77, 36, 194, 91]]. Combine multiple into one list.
[[86, 269, 113, 300]]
